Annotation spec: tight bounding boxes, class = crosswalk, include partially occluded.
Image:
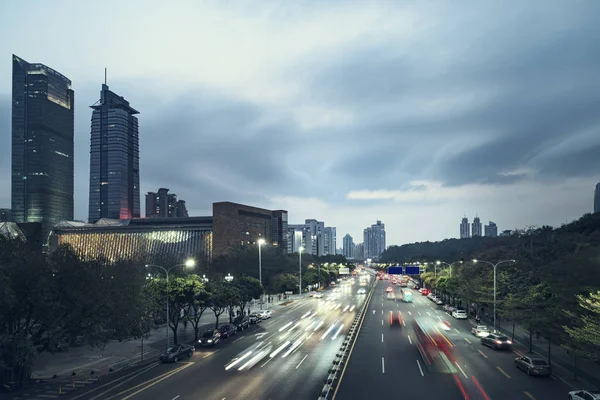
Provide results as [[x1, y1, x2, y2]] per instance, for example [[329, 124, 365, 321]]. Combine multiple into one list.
[[11, 377, 99, 400]]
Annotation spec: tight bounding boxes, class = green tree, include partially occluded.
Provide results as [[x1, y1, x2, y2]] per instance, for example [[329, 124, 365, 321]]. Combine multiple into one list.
[[564, 290, 600, 361], [207, 282, 229, 329], [233, 276, 262, 313], [185, 275, 209, 341], [270, 273, 298, 293]]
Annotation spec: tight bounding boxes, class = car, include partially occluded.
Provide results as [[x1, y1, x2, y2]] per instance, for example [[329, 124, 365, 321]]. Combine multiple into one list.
[[389, 311, 403, 326], [481, 333, 512, 350], [387, 292, 395, 300], [314, 293, 324, 298], [471, 325, 490, 337], [198, 329, 221, 347], [514, 356, 552, 376], [258, 310, 272, 319], [249, 313, 262, 324], [218, 323, 237, 338], [159, 344, 194, 363], [233, 316, 250, 331], [421, 289, 430, 296], [357, 288, 366, 294], [568, 390, 600, 400], [386, 286, 393, 293], [435, 298, 443, 305], [452, 310, 468, 319]]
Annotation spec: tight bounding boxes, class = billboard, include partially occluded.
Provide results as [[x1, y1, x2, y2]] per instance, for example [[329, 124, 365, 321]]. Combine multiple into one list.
[[339, 267, 350, 275], [405, 265, 420, 275], [387, 266, 403, 275]]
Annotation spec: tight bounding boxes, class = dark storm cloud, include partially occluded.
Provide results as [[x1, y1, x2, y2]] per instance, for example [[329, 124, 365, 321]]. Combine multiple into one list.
[[299, 2, 600, 187]]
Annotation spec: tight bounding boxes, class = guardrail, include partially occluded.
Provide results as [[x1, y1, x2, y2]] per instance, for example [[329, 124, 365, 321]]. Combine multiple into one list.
[[318, 279, 376, 399]]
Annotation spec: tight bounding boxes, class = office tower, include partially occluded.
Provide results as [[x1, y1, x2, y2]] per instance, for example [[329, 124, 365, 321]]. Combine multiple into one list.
[[460, 216, 470, 239], [145, 188, 176, 217], [355, 242, 364, 260], [364, 220, 386, 259], [484, 221, 498, 237], [88, 83, 140, 222], [595, 183, 600, 213], [271, 210, 288, 250], [0, 209, 14, 222], [11, 55, 74, 242], [305, 219, 325, 256], [342, 234, 354, 258], [176, 200, 189, 218], [324, 226, 336, 255], [472, 216, 482, 237]]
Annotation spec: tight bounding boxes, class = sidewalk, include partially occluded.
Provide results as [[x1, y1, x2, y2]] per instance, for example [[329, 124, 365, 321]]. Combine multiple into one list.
[[477, 315, 600, 389]]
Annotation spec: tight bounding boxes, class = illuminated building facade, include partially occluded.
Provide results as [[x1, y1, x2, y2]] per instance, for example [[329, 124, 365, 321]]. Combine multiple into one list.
[[88, 83, 140, 223], [11, 55, 74, 243], [49, 217, 212, 265]]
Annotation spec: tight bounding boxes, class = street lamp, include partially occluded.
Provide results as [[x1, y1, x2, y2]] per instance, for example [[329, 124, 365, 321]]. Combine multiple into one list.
[[225, 273, 234, 283], [299, 246, 304, 296], [257, 238, 266, 310], [201, 274, 209, 283], [145, 259, 196, 350], [436, 260, 463, 278], [472, 259, 516, 333]]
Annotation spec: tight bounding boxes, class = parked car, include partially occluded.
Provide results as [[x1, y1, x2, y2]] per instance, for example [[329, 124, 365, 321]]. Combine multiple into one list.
[[159, 344, 194, 363], [233, 316, 250, 331], [481, 333, 512, 350], [568, 390, 600, 400], [198, 329, 221, 347], [452, 310, 468, 319], [514, 356, 552, 376], [218, 323, 237, 338], [249, 313, 262, 324]]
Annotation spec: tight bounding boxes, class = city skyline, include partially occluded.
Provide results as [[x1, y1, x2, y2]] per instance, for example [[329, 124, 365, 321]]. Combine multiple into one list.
[[1, 2, 599, 245]]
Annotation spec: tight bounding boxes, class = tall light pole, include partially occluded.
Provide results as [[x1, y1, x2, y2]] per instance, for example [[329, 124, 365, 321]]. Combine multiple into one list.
[[298, 246, 304, 296], [225, 273, 234, 283], [145, 259, 195, 350], [473, 259, 516, 333], [257, 238, 266, 310], [436, 260, 463, 278]]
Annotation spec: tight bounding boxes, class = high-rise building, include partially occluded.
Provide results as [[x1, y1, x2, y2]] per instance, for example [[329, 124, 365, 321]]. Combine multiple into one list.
[[342, 234, 354, 258], [88, 83, 140, 223], [305, 219, 325, 256], [11, 55, 74, 242], [272, 210, 288, 250], [595, 183, 600, 213], [0, 209, 14, 222], [145, 188, 188, 218], [472, 216, 482, 237], [324, 227, 336, 255], [287, 225, 310, 254], [460, 217, 470, 239], [176, 200, 189, 218], [354, 242, 364, 260], [363, 220, 386, 259], [484, 221, 498, 237]]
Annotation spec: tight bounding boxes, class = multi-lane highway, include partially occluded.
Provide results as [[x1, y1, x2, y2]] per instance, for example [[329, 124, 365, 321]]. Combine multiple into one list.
[[334, 278, 574, 400], [71, 278, 371, 400]]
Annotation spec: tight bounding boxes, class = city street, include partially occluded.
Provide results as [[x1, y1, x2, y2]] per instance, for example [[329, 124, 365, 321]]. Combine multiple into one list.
[[334, 279, 578, 400], [61, 281, 369, 400]]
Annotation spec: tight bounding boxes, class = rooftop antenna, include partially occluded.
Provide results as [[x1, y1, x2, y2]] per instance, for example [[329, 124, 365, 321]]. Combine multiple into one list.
[[104, 68, 107, 85]]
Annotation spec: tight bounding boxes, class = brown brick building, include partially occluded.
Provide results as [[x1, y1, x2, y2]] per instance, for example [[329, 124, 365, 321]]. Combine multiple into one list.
[[212, 202, 288, 257]]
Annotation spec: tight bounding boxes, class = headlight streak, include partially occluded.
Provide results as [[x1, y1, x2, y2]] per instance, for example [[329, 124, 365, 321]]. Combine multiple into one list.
[[270, 341, 290, 358], [320, 321, 339, 341], [225, 351, 253, 370], [279, 321, 293, 332], [331, 324, 344, 340], [282, 334, 307, 358]]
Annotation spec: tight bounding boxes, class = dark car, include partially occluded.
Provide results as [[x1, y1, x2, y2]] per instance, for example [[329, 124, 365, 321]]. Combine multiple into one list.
[[515, 356, 552, 376], [481, 333, 513, 350], [159, 344, 194, 363], [233, 316, 250, 331], [249, 313, 262, 324], [198, 329, 221, 347], [218, 324, 237, 338]]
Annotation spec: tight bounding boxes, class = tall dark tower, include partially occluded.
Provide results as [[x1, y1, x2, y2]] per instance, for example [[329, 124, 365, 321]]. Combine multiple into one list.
[[11, 55, 74, 243], [88, 81, 140, 223], [594, 183, 600, 214]]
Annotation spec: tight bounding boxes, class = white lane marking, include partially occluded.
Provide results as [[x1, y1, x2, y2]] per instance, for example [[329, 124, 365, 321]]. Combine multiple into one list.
[[416, 359, 424, 376], [296, 354, 308, 369], [382, 357, 385, 373], [426, 312, 431, 316], [478, 350, 488, 359], [373, 310, 376, 314], [233, 337, 245, 343], [417, 311, 421, 316], [407, 334, 412, 344], [172, 396, 180, 400], [381, 333, 384, 343], [266, 332, 277, 340], [408, 311, 412, 316], [381, 319, 383, 326], [455, 362, 468, 379], [402, 320, 406, 327], [255, 332, 268, 339], [260, 357, 273, 368], [381, 310, 383, 314], [203, 350, 220, 358], [412, 303, 416, 308]]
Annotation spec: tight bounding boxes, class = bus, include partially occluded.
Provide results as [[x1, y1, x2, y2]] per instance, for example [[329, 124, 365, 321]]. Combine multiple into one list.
[[401, 289, 413, 303]]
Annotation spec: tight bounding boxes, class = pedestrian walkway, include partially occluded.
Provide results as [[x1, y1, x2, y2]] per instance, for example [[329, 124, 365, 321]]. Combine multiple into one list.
[[476, 315, 600, 389]]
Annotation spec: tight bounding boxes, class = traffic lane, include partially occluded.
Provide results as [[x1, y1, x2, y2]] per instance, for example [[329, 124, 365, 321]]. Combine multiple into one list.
[[104, 295, 363, 400], [335, 282, 465, 399], [425, 306, 569, 400]]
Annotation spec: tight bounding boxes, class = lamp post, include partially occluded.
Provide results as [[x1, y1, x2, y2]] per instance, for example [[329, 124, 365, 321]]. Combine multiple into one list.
[[435, 260, 463, 278], [257, 238, 266, 310], [201, 274, 209, 283], [225, 273, 234, 283], [472, 259, 516, 333], [298, 246, 304, 296], [145, 259, 195, 350]]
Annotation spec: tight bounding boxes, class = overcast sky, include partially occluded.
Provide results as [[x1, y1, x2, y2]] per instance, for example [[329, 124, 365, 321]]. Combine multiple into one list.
[[1, 1, 599, 246]]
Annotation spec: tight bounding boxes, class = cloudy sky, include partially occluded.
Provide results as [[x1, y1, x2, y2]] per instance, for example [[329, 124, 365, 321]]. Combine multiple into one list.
[[1, 0, 599, 246]]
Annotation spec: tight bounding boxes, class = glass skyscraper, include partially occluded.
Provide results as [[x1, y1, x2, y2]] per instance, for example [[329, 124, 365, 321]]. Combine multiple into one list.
[[88, 84, 140, 223], [11, 55, 74, 243]]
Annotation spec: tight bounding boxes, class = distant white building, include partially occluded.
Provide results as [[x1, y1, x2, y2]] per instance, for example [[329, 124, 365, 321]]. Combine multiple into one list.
[[460, 217, 470, 239], [484, 221, 498, 237], [472, 216, 482, 237]]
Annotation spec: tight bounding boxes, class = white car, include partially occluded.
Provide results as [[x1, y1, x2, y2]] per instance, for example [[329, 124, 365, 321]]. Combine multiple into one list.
[[314, 293, 324, 298], [452, 310, 468, 319], [357, 288, 366, 295], [435, 299, 443, 305], [471, 325, 490, 337], [568, 390, 600, 400], [258, 310, 272, 319]]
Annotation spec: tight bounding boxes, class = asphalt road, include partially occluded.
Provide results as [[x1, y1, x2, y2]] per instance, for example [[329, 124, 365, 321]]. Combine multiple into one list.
[[334, 279, 576, 400], [69, 277, 371, 400]]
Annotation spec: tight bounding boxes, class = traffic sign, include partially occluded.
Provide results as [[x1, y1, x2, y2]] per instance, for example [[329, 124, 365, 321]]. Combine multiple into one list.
[[339, 267, 350, 275], [388, 266, 403, 275], [405, 265, 420, 275]]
